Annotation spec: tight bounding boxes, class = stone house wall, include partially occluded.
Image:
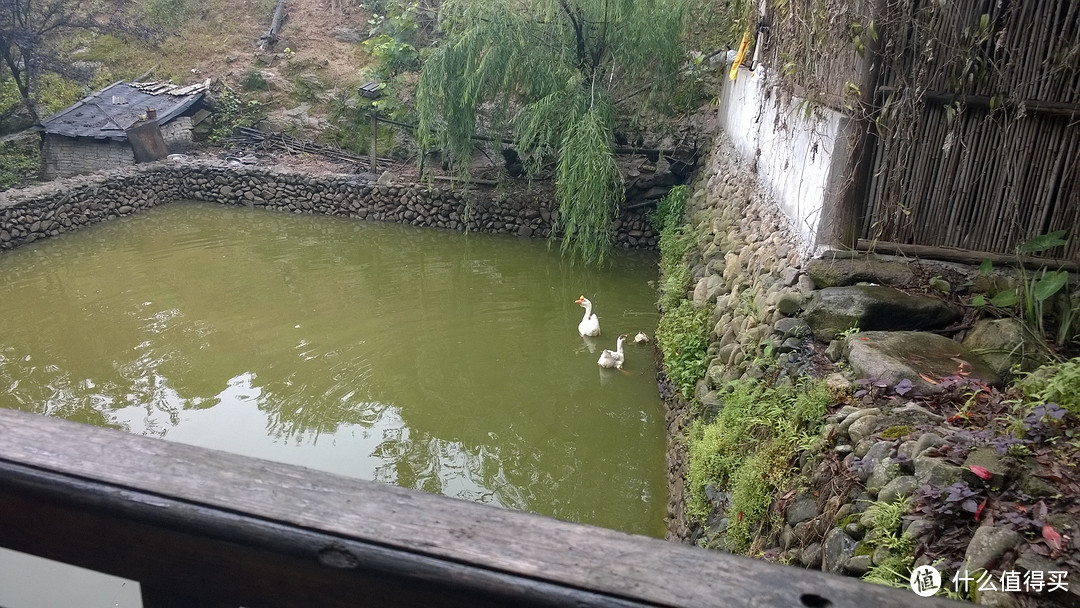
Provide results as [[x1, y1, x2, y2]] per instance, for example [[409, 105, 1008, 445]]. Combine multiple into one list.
[[161, 118, 195, 151], [42, 136, 135, 180]]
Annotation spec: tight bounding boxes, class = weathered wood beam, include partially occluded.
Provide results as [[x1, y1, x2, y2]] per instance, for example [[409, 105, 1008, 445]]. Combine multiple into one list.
[[875, 86, 1080, 119], [853, 239, 1080, 272], [0, 409, 961, 608], [830, 0, 886, 250]]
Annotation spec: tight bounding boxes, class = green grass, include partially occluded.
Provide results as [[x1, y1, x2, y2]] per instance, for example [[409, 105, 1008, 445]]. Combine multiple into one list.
[[241, 70, 269, 92], [656, 300, 710, 399], [1020, 356, 1080, 416], [36, 73, 89, 116], [0, 138, 41, 190], [686, 377, 831, 552], [860, 497, 917, 589], [655, 187, 696, 312], [653, 186, 709, 398]]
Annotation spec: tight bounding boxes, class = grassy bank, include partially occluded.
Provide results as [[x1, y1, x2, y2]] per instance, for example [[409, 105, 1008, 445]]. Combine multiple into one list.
[[686, 377, 830, 552]]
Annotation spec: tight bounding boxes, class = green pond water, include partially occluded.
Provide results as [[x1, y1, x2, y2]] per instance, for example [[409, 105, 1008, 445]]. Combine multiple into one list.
[[0, 201, 667, 537]]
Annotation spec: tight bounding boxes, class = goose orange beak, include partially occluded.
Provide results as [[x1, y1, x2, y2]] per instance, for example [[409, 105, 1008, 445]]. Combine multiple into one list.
[[574, 296, 585, 304]]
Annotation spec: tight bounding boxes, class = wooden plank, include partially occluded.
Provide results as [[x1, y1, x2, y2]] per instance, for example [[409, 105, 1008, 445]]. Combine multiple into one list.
[[0, 409, 960, 608], [370, 112, 379, 173], [856, 239, 1080, 271], [127, 120, 171, 162], [0, 475, 635, 608], [833, 0, 887, 249]]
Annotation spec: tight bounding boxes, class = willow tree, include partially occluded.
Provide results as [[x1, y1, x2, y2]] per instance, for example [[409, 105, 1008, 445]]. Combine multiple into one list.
[[416, 0, 687, 265]]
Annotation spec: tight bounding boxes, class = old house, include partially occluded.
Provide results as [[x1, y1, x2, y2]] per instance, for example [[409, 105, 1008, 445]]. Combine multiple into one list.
[[37, 80, 210, 179]]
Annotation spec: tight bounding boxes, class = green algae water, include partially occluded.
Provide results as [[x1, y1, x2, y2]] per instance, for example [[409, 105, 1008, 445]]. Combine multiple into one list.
[[0, 201, 666, 536]]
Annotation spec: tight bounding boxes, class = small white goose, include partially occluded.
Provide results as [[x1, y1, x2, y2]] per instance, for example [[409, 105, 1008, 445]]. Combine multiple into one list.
[[574, 295, 601, 337], [597, 334, 627, 369]]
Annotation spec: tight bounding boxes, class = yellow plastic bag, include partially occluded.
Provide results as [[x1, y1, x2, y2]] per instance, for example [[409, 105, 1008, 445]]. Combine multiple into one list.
[[728, 30, 752, 81]]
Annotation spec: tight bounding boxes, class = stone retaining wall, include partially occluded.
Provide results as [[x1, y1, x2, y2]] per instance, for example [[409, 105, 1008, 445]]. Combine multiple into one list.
[[0, 160, 658, 251], [686, 135, 811, 391], [663, 132, 812, 542], [665, 132, 1079, 605]]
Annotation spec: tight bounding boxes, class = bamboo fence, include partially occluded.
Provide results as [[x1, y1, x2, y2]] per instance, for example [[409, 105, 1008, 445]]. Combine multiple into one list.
[[860, 0, 1080, 261]]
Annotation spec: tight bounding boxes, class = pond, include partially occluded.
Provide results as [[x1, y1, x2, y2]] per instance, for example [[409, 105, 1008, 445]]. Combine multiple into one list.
[[0, 201, 667, 536]]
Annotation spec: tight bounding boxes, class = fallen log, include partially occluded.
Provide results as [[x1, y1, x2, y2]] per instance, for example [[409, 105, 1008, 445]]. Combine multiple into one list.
[[258, 0, 287, 49]]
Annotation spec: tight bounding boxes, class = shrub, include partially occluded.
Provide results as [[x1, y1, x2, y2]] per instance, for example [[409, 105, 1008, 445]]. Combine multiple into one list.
[[655, 300, 709, 399], [209, 85, 264, 142], [241, 70, 269, 92], [0, 139, 41, 190], [360, 1, 422, 79], [655, 191, 696, 313], [1020, 356, 1080, 416], [649, 184, 688, 233], [685, 377, 831, 552]]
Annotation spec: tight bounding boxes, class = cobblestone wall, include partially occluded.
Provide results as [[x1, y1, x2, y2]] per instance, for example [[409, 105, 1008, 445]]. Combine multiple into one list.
[[0, 160, 657, 251]]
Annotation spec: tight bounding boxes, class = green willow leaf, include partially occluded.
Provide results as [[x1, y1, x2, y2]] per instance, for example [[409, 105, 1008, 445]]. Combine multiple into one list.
[[415, 0, 688, 266]]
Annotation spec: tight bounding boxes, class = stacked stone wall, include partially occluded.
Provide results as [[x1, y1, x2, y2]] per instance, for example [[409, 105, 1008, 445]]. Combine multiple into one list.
[[0, 160, 657, 251], [666, 132, 1079, 605], [685, 135, 811, 391], [664, 132, 812, 541], [161, 118, 195, 150]]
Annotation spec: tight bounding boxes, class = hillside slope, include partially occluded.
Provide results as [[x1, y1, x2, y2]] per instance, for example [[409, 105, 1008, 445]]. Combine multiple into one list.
[[64, 0, 373, 133]]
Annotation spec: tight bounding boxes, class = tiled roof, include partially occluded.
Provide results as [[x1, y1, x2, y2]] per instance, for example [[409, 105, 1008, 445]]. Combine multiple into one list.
[[39, 79, 209, 141]]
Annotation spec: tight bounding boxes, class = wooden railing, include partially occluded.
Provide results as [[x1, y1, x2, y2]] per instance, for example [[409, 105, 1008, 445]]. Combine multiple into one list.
[[0, 409, 958, 607]]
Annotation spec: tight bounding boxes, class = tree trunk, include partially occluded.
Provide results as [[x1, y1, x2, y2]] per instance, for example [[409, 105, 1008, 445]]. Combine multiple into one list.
[[258, 0, 287, 49]]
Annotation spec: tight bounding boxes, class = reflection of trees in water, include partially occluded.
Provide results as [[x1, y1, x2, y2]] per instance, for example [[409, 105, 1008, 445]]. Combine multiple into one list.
[[259, 388, 392, 444], [0, 202, 665, 532], [370, 424, 544, 511], [0, 346, 118, 429], [364, 420, 658, 527]]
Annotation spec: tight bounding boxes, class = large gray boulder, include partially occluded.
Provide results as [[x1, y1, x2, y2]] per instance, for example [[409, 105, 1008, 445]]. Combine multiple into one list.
[[961, 317, 1043, 378], [803, 285, 960, 341], [821, 527, 858, 574], [805, 256, 916, 288], [964, 526, 1022, 573], [844, 331, 1002, 394]]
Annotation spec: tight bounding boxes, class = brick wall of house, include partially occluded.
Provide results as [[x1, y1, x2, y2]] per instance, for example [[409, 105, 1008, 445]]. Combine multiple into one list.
[[43, 136, 135, 180]]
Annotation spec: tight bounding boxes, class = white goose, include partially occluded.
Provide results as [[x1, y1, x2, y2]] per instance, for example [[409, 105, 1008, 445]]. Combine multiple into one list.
[[597, 334, 627, 369], [574, 295, 601, 337]]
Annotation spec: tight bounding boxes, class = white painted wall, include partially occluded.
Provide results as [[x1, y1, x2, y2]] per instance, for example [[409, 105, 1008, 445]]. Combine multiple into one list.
[[717, 67, 843, 252]]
